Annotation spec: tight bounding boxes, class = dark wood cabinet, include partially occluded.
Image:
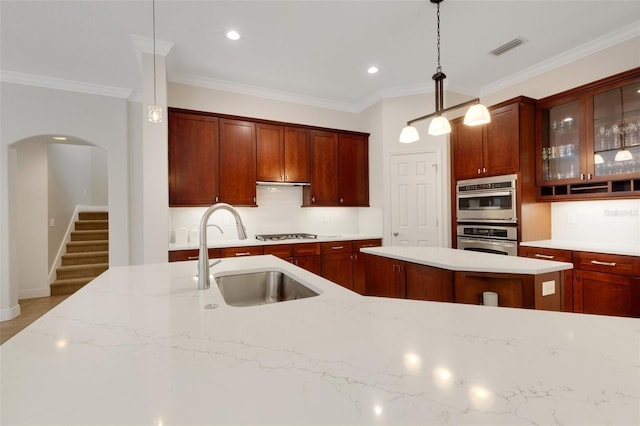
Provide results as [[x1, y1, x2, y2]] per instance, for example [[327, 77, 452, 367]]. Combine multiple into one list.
[[168, 112, 219, 206], [320, 241, 354, 290], [404, 263, 453, 302], [519, 246, 574, 312], [338, 133, 369, 206], [306, 130, 339, 206], [264, 242, 321, 275], [364, 254, 405, 298], [169, 248, 220, 262], [219, 245, 264, 258], [352, 239, 382, 294], [451, 122, 484, 180], [219, 119, 257, 206], [256, 125, 310, 183]]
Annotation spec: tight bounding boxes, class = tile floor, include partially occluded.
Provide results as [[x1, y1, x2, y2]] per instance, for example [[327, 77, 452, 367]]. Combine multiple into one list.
[[0, 295, 71, 345]]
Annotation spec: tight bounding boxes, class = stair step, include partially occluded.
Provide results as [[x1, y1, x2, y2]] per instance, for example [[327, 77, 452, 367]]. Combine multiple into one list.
[[66, 240, 109, 253], [70, 230, 108, 242], [56, 263, 108, 279], [75, 220, 108, 231], [61, 251, 109, 266], [79, 211, 108, 221], [50, 277, 94, 296]]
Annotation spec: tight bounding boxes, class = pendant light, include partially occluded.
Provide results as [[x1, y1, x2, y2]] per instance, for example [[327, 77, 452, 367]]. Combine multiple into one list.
[[614, 87, 632, 161], [399, 0, 490, 143], [147, 0, 162, 123]]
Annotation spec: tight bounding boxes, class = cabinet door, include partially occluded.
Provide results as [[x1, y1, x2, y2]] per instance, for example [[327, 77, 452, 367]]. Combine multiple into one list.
[[256, 123, 284, 182], [451, 119, 484, 180], [294, 255, 322, 276], [263, 244, 293, 259], [168, 248, 220, 262], [484, 103, 520, 177], [308, 130, 339, 205], [338, 133, 369, 206], [321, 253, 353, 290], [284, 127, 310, 183], [364, 254, 404, 298], [219, 119, 257, 206], [519, 246, 574, 312], [168, 112, 219, 206], [352, 239, 382, 295], [574, 270, 640, 318], [405, 262, 453, 302]]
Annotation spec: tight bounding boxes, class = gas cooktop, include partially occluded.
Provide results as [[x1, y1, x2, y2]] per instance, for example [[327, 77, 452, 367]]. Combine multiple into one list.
[[255, 233, 318, 241]]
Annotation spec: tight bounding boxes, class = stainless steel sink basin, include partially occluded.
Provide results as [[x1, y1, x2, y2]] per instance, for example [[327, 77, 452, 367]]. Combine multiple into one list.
[[215, 270, 320, 307]]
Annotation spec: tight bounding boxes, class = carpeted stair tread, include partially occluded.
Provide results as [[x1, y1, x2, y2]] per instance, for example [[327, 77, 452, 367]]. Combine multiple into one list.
[[56, 263, 108, 279], [78, 212, 108, 221], [70, 229, 108, 242], [61, 251, 109, 266], [75, 220, 108, 231], [66, 240, 109, 253], [50, 277, 94, 296]]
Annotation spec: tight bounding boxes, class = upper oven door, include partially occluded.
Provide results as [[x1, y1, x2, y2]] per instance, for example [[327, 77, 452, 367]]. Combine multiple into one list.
[[456, 189, 517, 222]]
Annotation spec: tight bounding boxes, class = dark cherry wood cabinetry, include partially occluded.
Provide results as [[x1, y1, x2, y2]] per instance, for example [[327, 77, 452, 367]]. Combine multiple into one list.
[[304, 131, 369, 207], [536, 68, 640, 200], [519, 246, 574, 312], [219, 119, 257, 206], [364, 254, 405, 298], [320, 241, 354, 290], [169, 112, 220, 206], [352, 239, 381, 294], [168, 248, 220, 262], [256, 125, 310, 183], [263, 242, 322, 275]]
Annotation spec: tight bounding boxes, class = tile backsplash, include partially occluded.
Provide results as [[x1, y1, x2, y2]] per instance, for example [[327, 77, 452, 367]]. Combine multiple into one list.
[[552, 199, 640, 248], [170, 185, 383, 244]]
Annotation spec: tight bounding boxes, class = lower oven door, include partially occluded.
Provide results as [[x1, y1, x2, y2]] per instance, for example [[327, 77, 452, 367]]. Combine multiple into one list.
[[456, 237, 518, 256]]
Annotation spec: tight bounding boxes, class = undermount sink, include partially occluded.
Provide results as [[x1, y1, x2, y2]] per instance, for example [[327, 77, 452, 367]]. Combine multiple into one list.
[[215, 270, 320, 307]]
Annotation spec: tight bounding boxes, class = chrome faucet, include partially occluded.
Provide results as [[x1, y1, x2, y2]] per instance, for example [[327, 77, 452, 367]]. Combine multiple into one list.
[[197, 203, 247, 290]]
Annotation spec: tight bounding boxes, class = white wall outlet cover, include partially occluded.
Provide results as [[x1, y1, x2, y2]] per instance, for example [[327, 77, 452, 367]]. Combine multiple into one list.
[[542, 280, 556, 296]]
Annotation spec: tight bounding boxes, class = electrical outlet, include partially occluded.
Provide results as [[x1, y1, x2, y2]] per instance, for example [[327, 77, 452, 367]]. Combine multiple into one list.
[[49, 218, 55, 228], [542, 280, 556, 296]]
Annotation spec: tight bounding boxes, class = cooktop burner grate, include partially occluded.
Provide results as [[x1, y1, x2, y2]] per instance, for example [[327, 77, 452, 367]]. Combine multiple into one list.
[[255, 233, 318, 241]]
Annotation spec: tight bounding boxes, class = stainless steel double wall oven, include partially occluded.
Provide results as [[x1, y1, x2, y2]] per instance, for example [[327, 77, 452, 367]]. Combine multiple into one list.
[[455, 174, 518, 256]]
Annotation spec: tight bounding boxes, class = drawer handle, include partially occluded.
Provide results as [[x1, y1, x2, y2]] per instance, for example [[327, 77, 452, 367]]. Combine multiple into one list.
[[590, 260, 616, 267], [534, 254, 555, 260], [361, 244, 374, 248], [187, 256, 198, 260], [332, 246, 344, 250], [235, 252, 251, 256]]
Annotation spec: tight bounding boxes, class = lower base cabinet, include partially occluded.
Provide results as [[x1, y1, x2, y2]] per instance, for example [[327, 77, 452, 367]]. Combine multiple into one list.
[[364, 255, 405, 298], [320, 239, 382, 293]]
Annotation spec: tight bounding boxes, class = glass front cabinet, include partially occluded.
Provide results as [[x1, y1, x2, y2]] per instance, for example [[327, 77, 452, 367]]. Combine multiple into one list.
[[537, 68, 640, 199]]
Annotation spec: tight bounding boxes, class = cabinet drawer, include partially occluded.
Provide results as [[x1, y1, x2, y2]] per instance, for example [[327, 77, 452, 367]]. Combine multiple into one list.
[[573, 251, 640, 277], [353, 239, 382, 252], [519, 246, 573, 263], [169, 248, 220, 262], [294, 242, 321, 256], [263, 244, 293, 258], [219, 246, 264, 258], [320, 241, 353, 255]]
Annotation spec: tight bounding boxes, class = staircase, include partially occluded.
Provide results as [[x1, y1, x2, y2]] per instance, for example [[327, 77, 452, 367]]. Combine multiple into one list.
[[51, 212, 109, 296]]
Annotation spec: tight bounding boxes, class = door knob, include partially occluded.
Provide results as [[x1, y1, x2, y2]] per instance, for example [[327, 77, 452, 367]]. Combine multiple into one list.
[[393, 232, 399, 236]]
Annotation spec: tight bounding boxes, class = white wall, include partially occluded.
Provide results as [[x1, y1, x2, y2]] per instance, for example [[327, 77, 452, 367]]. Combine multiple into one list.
[[0, 82, 129, 320]]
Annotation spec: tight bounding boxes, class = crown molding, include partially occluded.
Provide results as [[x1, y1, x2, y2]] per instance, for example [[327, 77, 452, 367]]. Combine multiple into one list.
[[0, 70, 132, 99], [480, 21, 640, 97], [171, 73, 361, 113]]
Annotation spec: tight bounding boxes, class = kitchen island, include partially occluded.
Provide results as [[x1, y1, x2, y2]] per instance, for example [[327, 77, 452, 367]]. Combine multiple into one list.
[[1, 255, 638, 425]]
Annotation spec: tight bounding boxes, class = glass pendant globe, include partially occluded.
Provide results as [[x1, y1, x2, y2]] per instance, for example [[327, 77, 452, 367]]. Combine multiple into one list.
[[428, 116, 451, 136], [399, 125, 420, 143], [463, 104, 491, 126]]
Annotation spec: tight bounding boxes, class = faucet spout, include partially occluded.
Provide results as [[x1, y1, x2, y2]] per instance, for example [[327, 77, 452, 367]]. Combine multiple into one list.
[[197, 203, 247, 290]]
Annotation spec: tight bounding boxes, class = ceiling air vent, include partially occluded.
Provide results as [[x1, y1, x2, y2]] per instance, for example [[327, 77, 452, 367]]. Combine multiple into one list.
[[490, 38, 525, 56]]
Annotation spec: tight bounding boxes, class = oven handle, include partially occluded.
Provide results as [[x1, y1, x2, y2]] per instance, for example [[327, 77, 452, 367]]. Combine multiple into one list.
[[457, 237, 516, 247], [457, 191, 513, 199]]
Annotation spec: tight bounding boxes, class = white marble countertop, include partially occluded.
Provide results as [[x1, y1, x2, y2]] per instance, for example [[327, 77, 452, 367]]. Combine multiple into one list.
[[361, 246, 573, 274], [2, 256, 638, 425], [521, 239, 640, 257], [169, 233, 382, 251]]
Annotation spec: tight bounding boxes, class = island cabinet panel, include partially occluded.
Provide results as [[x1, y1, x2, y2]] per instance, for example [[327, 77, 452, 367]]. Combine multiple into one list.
[[264, 243, 322, 275], [219, 246, 264, 258], [352, 239, 382, 295], [519, 246, 574, 312], [169, 248, 221, 262], [404, 263, 454, 302], [168, 112, 220, 206], [219, 119, 257, 206], [363, 254, 405, 298], [320, 241, 354, 290], [294, 256, 322, 276], [454, 272, 533, 308], [573, 271, 640, 318], [338, 133, 369, 206], [263, 244, 294, 259]]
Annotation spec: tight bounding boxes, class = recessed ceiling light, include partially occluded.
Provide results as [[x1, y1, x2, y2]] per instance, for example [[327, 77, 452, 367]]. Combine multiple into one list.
[[226, 30, 240, 41], [53, 136, 67, 140], [367, 66, 379, 74]]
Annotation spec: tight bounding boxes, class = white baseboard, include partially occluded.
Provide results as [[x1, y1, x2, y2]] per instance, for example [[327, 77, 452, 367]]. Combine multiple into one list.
[[0, 303, 21, 322], [19, 287, 51, 300]]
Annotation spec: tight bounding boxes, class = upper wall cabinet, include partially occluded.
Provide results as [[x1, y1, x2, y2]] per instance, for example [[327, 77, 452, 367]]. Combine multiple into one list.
[[536, 68, 640, 200], [303, 130, 369, 207], [256, 124, 310, 184], [219, 119, 257, 206], [169, 112, 219, 206]]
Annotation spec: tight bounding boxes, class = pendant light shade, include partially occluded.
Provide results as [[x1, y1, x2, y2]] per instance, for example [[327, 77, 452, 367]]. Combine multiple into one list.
[[148, 105, 162, 123], [463, 103, 491, 126], [428, 116, 451, 136], [594, 153, 604, 164], [398, 0, 490, 142], [399, 125, 420, 143], [614, 149, 633, 162]]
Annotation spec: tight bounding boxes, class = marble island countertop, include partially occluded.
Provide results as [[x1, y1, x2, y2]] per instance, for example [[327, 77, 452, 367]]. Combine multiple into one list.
[[1, 255, 638, 425], [361, 246, 573, 275]]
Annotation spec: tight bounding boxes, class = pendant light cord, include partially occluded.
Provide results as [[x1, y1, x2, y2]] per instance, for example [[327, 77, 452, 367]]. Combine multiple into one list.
[[436, 1, 441, 73], [152, 0, 157, 106]]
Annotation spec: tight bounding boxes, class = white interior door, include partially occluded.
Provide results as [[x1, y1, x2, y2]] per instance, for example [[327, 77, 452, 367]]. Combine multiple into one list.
[[390, 152, 440, 247]]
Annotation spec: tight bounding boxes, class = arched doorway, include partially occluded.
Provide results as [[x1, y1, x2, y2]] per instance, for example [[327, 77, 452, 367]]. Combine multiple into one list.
[[8, 134, 108, 302]]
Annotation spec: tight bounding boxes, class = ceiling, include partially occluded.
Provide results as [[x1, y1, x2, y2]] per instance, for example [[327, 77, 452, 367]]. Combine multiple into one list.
[[1, 0, 639, 112]]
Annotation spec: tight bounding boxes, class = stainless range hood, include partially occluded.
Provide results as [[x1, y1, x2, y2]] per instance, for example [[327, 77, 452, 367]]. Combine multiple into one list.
[[256, 181, 310, 187]]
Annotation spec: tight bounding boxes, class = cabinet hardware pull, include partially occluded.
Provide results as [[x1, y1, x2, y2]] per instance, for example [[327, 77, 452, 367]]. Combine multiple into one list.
[[340, 197, 344, 203], [482, 167, 486, 174], [332, 246, 344, 250], [587, 173, 592, 180], [312, 196, 315, 203], [477, 168, 481, 175], [534, 254, 555, 260], [235, 252, 251, 256], [187, 256, 198, 260], [580, 173, 585, 180], [590, 260, 616, 267], [215, 196, 219, 202]]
